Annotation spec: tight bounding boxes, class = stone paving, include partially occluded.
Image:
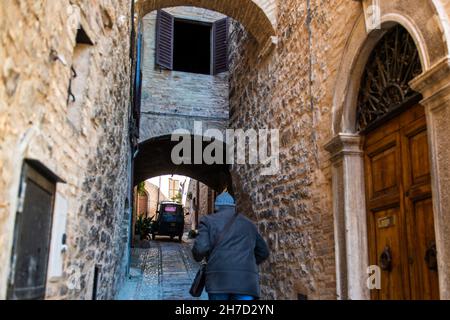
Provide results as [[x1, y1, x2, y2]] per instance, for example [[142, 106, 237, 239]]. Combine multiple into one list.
[[116, 236, 208, 300]]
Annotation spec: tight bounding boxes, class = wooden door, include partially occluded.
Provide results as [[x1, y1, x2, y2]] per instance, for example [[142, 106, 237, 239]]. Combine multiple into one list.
[[364, 104, 439, 300], [7, 165, 55, 300]]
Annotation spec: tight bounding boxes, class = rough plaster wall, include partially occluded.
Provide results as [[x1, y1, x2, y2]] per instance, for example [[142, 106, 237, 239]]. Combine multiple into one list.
[[139, 7, 229, 142], [229, 0, 362, 300], [198, 182, 211, 216], [186, 180, 210, 217], [145, 182, 166, 217], [0, 0, 133, 299]]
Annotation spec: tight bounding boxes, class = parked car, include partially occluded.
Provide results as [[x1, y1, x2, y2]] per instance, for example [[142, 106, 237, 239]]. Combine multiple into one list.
[[151, 201, 185, 242]]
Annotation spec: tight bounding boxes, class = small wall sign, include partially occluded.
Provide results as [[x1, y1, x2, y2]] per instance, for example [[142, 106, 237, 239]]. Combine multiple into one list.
[[377, 215, 395, 229]]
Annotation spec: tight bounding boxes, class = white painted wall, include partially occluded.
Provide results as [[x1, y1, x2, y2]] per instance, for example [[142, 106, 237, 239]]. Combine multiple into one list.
[[148, 175, 190, 205], [48, 192, 68, 280]]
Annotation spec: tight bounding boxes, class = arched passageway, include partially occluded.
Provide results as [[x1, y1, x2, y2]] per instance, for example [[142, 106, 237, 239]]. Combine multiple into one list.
[[135, 0, 277, 44], [128, 135, 231, 301], [134, 135, 232, 193]]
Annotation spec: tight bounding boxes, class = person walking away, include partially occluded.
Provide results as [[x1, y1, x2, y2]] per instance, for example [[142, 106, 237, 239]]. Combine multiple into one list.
[[192, 192, 269, 300]]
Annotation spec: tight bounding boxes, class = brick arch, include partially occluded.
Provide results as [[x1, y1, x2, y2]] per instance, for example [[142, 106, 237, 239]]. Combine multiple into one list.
[[136, 0, 277, 44]]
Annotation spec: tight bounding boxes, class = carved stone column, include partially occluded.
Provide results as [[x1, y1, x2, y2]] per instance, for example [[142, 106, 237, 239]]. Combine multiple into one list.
[[325, 134, 370, 300], [411, 57, 450, 300]]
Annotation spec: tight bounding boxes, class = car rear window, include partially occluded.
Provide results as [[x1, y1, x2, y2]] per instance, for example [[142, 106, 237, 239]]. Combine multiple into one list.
[[164, 205, 178, 213]]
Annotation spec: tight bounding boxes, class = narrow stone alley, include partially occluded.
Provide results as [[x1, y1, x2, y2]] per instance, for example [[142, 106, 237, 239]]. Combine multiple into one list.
[[117, 238, 207, 300], [3, 0, 450, 303]]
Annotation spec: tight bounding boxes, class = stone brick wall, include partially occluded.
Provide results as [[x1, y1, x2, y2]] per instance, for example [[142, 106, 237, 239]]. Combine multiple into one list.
[[228, 0, 362, 300], [0, 0, 133, 300], [139, 7, 229, 142]]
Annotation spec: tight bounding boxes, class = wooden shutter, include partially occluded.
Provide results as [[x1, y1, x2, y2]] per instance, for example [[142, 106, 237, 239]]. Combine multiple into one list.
[[213, 18, 229, 75], [156, 10, 174, 70]]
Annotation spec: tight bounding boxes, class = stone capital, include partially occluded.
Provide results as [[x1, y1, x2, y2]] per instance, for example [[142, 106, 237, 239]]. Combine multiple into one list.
[[325, 133, 363, 163], [410, 57, 450, 111]]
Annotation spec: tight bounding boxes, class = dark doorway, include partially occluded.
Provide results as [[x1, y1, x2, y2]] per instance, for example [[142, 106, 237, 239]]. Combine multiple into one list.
[[173, 19, 211, 75], [7, 163, 56, 300]]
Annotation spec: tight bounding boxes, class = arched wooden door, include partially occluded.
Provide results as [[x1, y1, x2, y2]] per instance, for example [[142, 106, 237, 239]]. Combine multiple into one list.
[[357, 26, 440, 300]]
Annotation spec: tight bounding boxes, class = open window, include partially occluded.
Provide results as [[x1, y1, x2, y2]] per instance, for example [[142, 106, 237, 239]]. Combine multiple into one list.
[[155, 10, 229, 75]]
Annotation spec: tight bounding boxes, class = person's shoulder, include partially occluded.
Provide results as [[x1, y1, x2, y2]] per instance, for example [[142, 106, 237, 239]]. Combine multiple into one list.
[[237, 213, 252, 221], [238, 214, 258, 229], [199, 214, 211, 225], [206, 212, 224, 223]]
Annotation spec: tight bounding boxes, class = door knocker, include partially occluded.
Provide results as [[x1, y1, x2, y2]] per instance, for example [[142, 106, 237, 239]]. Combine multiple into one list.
[[425, 241, 438, 272], [380, 246, 393, 272]]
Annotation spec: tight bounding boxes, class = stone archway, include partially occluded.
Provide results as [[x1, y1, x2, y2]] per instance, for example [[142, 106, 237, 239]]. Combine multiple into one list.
[[134, 135, 232, 193], [331, 0, 449, 135], [135, 0, 277, 44], [326, 0, 450, 300]]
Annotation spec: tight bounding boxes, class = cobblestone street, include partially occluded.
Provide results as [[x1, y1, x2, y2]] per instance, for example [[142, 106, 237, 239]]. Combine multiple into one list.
[[117, 237, 207, 300]]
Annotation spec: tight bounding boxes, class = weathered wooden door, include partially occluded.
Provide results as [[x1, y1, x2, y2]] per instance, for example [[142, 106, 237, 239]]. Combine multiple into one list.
[[7, 164, 55, 300], [364, 104, 439, 300]]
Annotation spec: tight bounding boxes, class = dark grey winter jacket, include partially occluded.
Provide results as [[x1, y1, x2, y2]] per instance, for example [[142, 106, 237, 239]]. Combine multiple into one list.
[[192, 207, 270, 298]]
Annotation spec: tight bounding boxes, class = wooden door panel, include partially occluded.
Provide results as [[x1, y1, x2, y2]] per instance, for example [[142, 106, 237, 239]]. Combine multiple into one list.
[[398, 103, 426, 129], [408, 130, 430, 184], [365, 129, 408, 300], [365, 117, 401, 147], [365, 134, 401, 208], [402, 117, 431, 189], [369, 207, 408, 300], [401, 114, 440, 300], [371, 147, 398, 195], [365, 104, 439, 300], [408, 198, 439, 300]]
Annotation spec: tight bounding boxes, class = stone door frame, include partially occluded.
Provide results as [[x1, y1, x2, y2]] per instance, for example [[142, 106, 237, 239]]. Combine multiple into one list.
[[326, 1, 450, 300]]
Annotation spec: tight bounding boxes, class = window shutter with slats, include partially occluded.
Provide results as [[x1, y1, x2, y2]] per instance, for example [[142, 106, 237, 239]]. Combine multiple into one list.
[[156, 10, 174, 70], [213, 18, 229, 75]]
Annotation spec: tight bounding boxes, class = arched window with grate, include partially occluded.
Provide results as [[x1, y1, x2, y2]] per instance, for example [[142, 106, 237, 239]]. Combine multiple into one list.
[[356, 25, 423, 132]]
